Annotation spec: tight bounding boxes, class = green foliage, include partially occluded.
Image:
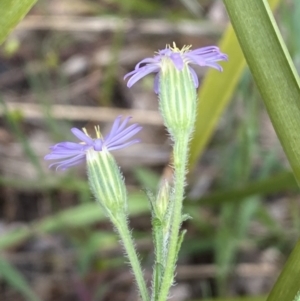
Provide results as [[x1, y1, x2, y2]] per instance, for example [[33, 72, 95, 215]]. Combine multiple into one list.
[[222, 0, 300, 299], [0, 168, 296, 252], [0, 97, 44, 176], [0, 0, 37, 45], [0, 192, 149, 251], [203, 298, 266, 301], [133, 167, 160, 191], [267, 240, 300, 301], [189, 0, 280, 169], [293, 290, 300, 301], [159, 55, 197, 137], [199, 171, 297, 206], [0, 257, 41, 301], [2, 0, 300, 299], [223, 0, 300, 185]]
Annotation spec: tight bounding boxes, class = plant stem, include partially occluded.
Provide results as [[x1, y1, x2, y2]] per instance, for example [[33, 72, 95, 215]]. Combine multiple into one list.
[[157, 133, 189, 301], [114, 213, 150, 301], [151, 220, 164, 301]]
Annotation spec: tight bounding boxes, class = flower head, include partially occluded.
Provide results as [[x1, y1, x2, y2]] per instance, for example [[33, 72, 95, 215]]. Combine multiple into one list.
[[124, 43, 228, 94], [45, 116, 142, 170]]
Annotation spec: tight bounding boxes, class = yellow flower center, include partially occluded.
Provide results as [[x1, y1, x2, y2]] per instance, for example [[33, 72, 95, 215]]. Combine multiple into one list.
[[82, 126, 102, 139], [168, 42, 192, 53]]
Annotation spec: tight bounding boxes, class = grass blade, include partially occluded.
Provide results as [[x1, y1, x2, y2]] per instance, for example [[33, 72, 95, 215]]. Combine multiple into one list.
[[199, 171, 297, 206], [188, 0, 280, 169], [0, 256, 41, 301], [0, 192, 149, 251], [222, 0, 300, 185], [266, 240, 300, 301], [0, 0, 37, 45]]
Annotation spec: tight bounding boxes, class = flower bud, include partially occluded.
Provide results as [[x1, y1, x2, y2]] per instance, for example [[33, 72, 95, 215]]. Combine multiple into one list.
[[152, 180, 170, 221], [124, 44, 227, 139], [86, 148, 127, 216], [159, 53, 197, 138]]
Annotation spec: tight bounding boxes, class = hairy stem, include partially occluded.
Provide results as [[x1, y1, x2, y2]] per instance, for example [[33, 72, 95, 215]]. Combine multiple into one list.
[[114, 213, 150, 301], [157, 133, 189, 301], [151, 223, 163, 301]]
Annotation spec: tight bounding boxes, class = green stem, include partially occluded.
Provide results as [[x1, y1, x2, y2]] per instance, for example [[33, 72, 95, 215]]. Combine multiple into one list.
[[157, 133, 189, 301], [114, 213, 150, 301], [151, 220, 164, 301]]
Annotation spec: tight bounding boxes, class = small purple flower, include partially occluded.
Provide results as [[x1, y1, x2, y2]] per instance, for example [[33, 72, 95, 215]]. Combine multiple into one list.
[[45, 116, 142, 170], [124, 44, 228, 94]]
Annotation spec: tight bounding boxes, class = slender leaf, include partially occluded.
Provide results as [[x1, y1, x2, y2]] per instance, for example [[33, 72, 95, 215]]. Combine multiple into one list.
[[222, 0, 300, 185], [0, 97, 43, 176], [203, 298, 266, 301], [0, 256, 41, 301], [0, 192, 149, 250], [267, 240, 300, 301], [188, 0, 281, 170], [199, 171, 297, 206], [0, 170, 297, 250], [0, 0, 37, 45], [222, 0, 300, 299]]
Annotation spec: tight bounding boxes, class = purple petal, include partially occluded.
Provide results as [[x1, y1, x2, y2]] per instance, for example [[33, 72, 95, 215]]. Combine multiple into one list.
[[45, 116, 142, 171], [50, 143, 86, 152], [205, 62, 223, 71], [106, 124, 142, 146], [105, 116, 122, 139], [45, 151, 83, 160], [185, 53, 207, 66], [49, 153, 86, 170], [117, 116, 132, 132], [106, 139, 140, 151], [124, 69, 139, 80], [154, 73, 160, 94], [126, 65, 160, 88], [170, 53, 184, 70], [188, 66, 199, 88], [134, 57, 160, 70], [93, 139, 103, 151], [104, 116, 132, 141], [185, 46, 228, 69], [71, 128, 93, 145], [124, 45, 227, 91], [198, 52, 228, 62], [158, 48, 172, 56], [112, 116, 131, 135], [188, 46, 220, 55]]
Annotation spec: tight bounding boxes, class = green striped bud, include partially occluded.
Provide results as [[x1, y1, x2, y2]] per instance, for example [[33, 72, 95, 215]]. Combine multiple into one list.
[[153, 180, 170, 221], [86, 148, 127, 216], [159, 53, 197, 138]]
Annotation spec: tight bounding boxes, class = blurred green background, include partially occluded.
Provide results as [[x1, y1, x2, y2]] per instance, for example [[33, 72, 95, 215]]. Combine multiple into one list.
[[0, 0, 299, 300]]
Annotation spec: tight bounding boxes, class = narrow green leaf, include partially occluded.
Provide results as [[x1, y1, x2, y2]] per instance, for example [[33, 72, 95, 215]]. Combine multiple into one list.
[[133, 167, 160, 191], [0, 0, 37, 45], [0, 170, 297, 250], [0, 256, 41, 301], [199, 171, 297, 206], [203, 297, 266, 301], [0, 98, 44, 176], [267, 240, 300, 301], [222, 0, 300, 299], [0, 192, 149, 251], [293, 290, 300, 301], [188, 0, 280, 170], [222, 0, 300, 185]]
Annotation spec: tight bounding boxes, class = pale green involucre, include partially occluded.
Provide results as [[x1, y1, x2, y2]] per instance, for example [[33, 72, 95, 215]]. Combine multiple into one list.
[[153, 180, 171, 221], [159, 59, 197, 138], [294, 291, 300, 301], [86, 148, 127, 216]]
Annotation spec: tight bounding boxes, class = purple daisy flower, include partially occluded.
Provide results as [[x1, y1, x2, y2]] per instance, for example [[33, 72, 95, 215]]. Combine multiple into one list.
[[124, 44, 228, 94], [45, 116, 142, 170]]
